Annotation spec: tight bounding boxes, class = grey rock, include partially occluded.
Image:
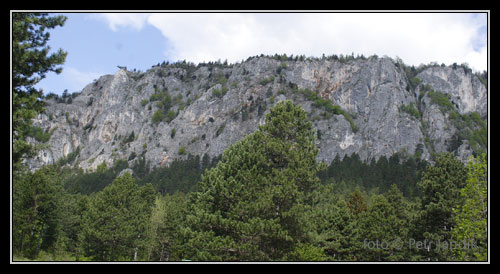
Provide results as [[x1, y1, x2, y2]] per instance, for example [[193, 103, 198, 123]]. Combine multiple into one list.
[[27, 56, 487, 171]]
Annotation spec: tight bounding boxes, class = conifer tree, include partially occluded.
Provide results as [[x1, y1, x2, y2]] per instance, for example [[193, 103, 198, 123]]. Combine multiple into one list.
[[80, 173, 155, 261], [183, 100, 324, 261], [414, 152, 467, 261], [347, 188, 368, 218], [12, 13, 67, 166], [12, 166, 63, 258], [308, 184, 360, 261]]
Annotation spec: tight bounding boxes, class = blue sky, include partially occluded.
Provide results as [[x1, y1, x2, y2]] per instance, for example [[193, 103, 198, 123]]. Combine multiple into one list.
[[33, 12, 488, 96], [35, 13, 167, 95]]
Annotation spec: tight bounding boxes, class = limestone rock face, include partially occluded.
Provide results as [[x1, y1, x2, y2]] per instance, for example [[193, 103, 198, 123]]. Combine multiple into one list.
[[27, 56, 487, 171]]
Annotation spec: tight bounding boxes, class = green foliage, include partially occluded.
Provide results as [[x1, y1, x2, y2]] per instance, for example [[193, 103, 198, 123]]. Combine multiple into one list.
[[152, 109, 164, 124], [178, 146, 186, 155], [399, 102, 421, 120], [56, 146, 80, 167], [259, 76, 275, 86], [212, 86, 228, 98], [12, 13, 67, 166], [183, 100, 324, 261], [152, 109, 177, 124], [414, 152, 467, 261], [347, 188, 368, 218], [165, 109, 176, 122], [318, 153, 428, 198], [298, 88, 359, 132], [306, 184, 360, 261], [13, 144, 486, 262], [63, 159, 129, 195], [342, 112, 359, 133], [475, 71, 488, 88], [13, 166, 64, 258], [427, 90, 455, 114], [27, 126, 53, 143], [452, 154, 487, 261], [143, 193, 187, 261], [447, 111, 487, 155], [137, 154, 219, 195], [80, 173, 156, 260], [285, 243, 328, 261], [149, 88, 179, 123]]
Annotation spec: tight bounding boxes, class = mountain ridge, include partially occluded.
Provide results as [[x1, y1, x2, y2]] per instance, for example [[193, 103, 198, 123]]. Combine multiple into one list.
[[27, 54, 488, 172]]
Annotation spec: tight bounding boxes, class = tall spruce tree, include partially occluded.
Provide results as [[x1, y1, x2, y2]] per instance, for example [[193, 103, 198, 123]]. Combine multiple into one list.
[[182, 100, 324, 261]]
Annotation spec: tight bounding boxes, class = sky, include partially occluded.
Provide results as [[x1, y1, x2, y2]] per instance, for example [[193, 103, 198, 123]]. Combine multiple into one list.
[[32, 12, 488, 96]]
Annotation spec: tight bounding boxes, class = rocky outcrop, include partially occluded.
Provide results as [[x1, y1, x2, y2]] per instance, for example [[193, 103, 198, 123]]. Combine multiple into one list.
[[27, 56, 487, 171]]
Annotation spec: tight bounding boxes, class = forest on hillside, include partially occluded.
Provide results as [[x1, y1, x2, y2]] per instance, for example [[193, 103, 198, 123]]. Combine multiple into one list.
[[13, 100, 488, 262]]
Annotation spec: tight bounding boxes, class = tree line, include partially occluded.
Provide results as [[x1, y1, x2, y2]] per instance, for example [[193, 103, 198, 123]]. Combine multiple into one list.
[[13, 100, 487, 261]]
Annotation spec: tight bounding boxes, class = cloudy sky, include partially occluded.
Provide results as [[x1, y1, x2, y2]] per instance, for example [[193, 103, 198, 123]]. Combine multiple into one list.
[[33, 12, 488, 95]]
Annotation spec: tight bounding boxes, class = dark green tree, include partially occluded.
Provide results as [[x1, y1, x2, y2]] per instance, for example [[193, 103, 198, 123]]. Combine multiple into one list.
[[80, 173, 155, 261], [414, 152, 467, 261], [12, 13, 67, 167], [307, 184, 360, 261], [357, 185, 411, 261], [182, 100, 324, 261], [13, 166, 64, 258]]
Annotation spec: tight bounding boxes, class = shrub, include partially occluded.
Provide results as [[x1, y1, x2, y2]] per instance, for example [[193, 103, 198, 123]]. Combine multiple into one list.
[[212, 86, 228, 98], [259, 76, 275, 86], [165, 110, 176, 123], [178, 146, 186, 155], [28, 126, 52, 143], [152, 110, 164, 124], [427, 90, 454, 113], [399, 102, 421, 119]]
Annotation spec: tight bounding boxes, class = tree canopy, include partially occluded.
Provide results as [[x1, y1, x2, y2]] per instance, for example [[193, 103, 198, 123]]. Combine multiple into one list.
[[182, 100, 324, 261]]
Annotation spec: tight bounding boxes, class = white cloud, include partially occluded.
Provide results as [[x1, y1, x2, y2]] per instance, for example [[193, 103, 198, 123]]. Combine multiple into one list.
[[92, 13, 149, 32], [63, 67, 102, 91], [94, 12, 488, 72]]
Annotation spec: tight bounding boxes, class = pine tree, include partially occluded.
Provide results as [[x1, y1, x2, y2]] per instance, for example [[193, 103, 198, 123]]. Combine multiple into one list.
[[183, 100, 324, 261], [12, 13, 67, 166]]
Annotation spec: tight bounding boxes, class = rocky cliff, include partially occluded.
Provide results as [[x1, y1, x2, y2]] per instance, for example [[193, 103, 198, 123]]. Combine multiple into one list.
[[27, 55, 488, 171]]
